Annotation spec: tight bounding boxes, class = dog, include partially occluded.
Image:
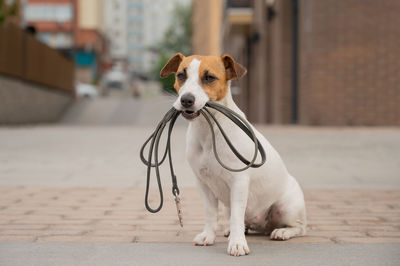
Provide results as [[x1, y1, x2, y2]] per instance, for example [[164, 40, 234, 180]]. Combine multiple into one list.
[[160, 53, 307, 256]]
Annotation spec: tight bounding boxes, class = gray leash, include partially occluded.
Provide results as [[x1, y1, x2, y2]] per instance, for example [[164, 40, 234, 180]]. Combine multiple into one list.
[[140, 101, 266, 224]]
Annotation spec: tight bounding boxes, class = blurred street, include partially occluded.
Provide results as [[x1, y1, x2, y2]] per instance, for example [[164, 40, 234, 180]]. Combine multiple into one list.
[[1, 115, 400, 189], [61, 81, 186, 127], [1, 84, 400, 265]]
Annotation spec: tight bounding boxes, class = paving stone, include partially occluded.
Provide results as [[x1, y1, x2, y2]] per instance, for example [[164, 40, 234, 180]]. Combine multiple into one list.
[[0, 187, 399, 244]]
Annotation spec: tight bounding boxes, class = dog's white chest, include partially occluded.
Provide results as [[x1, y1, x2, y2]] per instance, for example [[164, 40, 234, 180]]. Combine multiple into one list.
[[186, 123, 232, 206]]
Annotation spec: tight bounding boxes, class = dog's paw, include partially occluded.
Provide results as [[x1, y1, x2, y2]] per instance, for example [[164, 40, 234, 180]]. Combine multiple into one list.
[[193, 231, 216, 246], [227, 237, 250, 256], [270, 228, 293, 240]]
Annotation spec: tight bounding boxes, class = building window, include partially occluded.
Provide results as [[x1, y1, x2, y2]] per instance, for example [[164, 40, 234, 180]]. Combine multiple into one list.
[[24, 4, 73, 22]]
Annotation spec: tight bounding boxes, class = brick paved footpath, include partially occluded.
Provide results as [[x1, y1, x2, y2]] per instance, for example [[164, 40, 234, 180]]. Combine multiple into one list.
[[0, 187, 399, 244]]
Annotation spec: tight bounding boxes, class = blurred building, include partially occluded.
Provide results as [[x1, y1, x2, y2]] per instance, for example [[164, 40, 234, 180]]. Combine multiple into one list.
[[193, 0, 400, 126], [22, 0, 75, 49], [125, 0, 143, 71], [75, 0, 107, 83], [104, 0, 191, 75], [21, 0, 106, 83], [104, 0, 128, 61], [192, 0, 223, 56], [127, 0, 190, 75]]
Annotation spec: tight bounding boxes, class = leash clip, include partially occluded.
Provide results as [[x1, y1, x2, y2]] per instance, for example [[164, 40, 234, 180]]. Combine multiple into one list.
[[174, 193, 183, 227]]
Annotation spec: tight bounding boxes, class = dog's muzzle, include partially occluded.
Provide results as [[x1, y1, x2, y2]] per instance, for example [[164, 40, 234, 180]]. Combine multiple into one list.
[[182, 110, 200, 120]]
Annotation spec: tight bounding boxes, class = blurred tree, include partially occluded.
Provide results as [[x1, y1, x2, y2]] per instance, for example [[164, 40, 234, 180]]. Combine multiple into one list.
[[151, 4, 192, 94], [0, 0, 18, 25]]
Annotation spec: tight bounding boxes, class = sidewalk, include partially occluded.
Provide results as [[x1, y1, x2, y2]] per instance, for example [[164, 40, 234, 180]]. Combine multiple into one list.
[[0, 187, 399, 244], [0, 125, 399, 265], [2, 243, 399, 266], [0, 126, 399, 189]]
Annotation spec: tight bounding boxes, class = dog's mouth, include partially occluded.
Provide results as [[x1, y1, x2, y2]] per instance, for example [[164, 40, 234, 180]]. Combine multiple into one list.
[[181, 110, 200, 120]]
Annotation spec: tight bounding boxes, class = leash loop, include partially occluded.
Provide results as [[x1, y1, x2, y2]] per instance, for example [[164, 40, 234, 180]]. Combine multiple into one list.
[[140, 101, 267, 221]]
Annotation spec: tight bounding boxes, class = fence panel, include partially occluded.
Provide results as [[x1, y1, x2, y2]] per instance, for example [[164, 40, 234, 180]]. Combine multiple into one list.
[[24, 34, 74, 93], [0, 24, 24, 78], [0, 24, 74, 94]]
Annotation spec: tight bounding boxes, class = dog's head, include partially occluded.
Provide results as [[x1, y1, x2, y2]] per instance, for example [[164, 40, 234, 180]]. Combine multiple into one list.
[[160, 54, 247, 120]]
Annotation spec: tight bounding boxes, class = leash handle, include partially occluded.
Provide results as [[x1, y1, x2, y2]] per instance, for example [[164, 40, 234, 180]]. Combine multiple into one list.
[[203, 102, 266, 172], [140, 101, 267, 218], [140, 108, 181, 214]]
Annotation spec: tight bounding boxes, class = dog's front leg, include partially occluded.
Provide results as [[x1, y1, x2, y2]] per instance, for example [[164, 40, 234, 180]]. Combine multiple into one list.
[[228, 175, 250, 256], [193, 182, 218, 246]]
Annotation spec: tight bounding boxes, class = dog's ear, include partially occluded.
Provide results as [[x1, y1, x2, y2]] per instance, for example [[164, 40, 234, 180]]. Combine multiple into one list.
[[221, 54, 247, 80], [160, 53, 184, 78]]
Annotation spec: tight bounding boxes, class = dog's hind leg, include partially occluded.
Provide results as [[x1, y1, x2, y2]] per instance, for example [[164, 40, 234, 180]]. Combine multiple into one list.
[[270, 212, 306, 241], [269, 176, 307, 241]]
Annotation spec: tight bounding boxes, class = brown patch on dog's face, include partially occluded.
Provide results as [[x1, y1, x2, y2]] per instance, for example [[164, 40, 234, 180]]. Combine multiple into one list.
[[197, 56, 228, 101], [161, 54, 247, 101]]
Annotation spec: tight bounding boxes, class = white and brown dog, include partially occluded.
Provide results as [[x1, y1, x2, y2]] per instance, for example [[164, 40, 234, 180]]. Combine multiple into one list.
[[161, 53, 307, 256]]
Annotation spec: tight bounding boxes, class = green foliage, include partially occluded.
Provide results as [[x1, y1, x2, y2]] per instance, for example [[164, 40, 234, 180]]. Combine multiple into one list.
[[0, 0, 4, 25], [0, 1, 18, 25], [8, 2, 17, 16], [151, 4, 192, 94], [159, 4, 192, 56]]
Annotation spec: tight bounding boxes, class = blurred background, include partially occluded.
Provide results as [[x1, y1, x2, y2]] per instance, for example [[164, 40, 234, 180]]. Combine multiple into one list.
[[1, 0, 399, 126]]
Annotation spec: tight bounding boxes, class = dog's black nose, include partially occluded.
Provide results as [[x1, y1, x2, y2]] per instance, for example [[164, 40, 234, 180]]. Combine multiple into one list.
[[181, 93, 195, 108]]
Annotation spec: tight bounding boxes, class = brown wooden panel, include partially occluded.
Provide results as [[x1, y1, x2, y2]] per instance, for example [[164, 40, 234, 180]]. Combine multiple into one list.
[[0, 24, 74, 94], [0, 24, 23, 78], [24, 34, 74, 93]]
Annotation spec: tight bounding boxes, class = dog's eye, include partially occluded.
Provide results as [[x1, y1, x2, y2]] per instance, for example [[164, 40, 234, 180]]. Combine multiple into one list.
[[203, 74, 217, 83], [177, 72, 186, 81]]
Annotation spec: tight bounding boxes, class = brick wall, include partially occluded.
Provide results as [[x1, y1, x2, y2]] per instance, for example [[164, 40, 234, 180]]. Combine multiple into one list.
[[269, 0, 294, 124], [298, 0, 400, 125]]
